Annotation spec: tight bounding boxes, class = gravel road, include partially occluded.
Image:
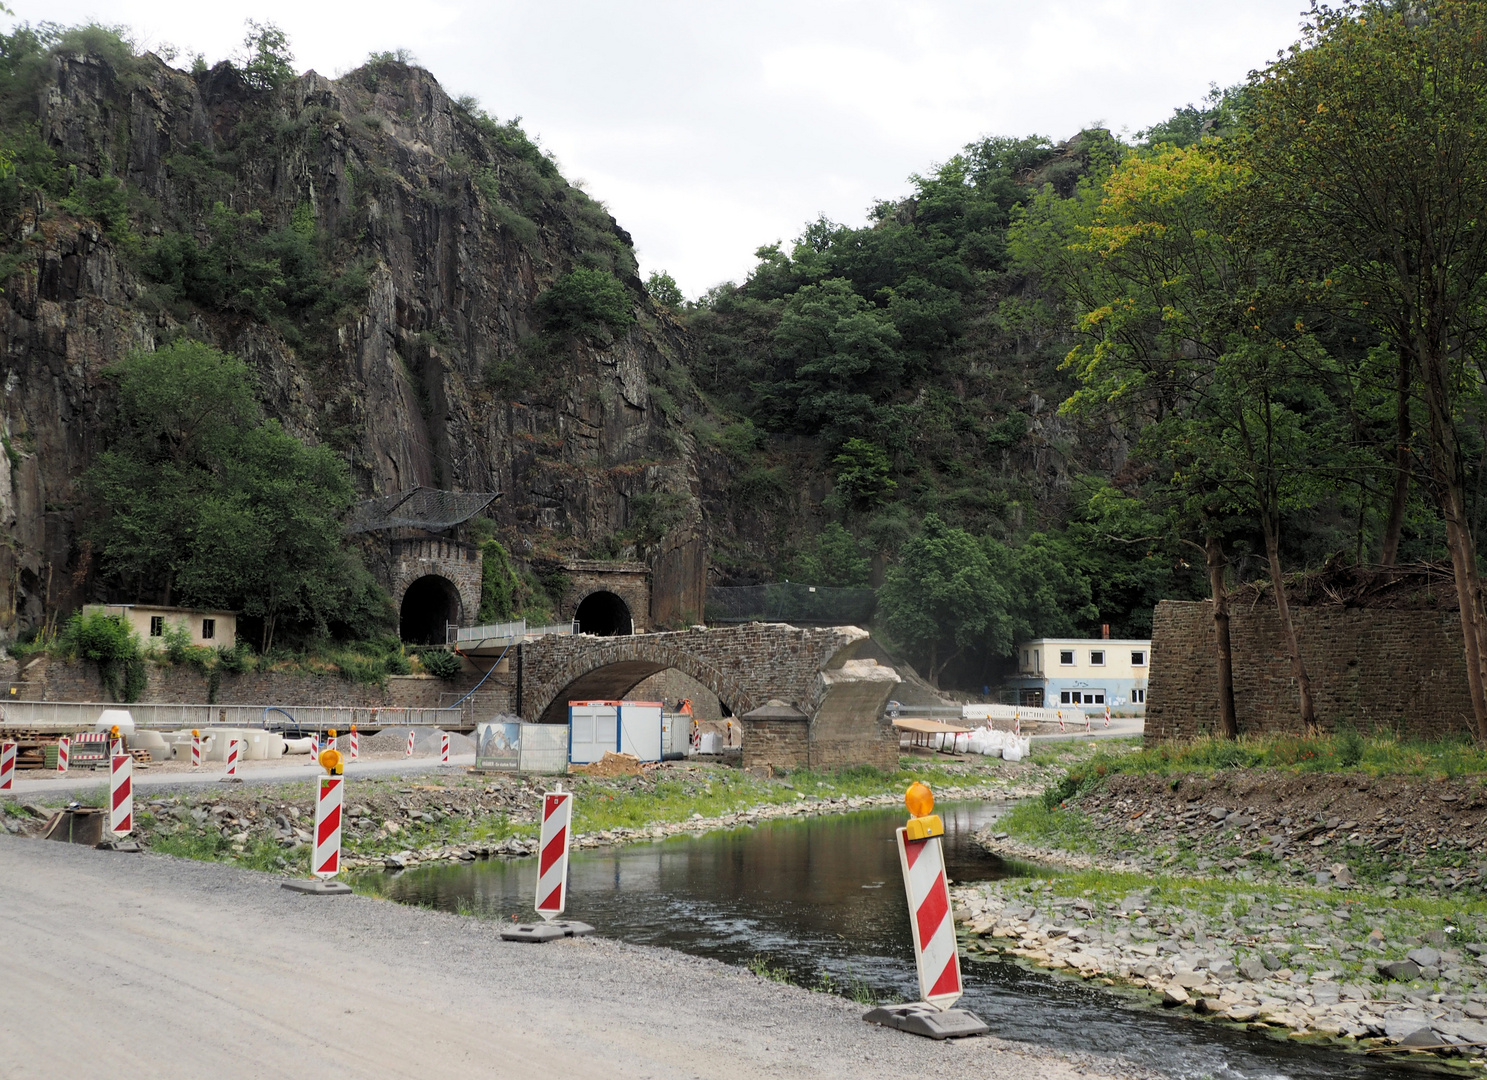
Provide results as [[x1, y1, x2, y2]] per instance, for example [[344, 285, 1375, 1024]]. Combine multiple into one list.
[[0, 835, 1138, 1080]]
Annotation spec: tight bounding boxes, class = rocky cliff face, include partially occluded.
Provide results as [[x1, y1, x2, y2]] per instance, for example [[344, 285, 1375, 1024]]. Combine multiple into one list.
[[0, 49, 712, 635]]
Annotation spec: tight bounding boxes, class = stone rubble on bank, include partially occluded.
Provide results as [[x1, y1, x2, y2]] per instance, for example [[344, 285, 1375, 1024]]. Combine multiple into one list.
[[952, 873, 1487, 1055]]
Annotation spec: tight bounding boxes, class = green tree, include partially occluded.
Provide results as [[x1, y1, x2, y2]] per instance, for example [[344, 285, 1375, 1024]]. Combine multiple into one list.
[[830, 438, 896, 509], [88, 341, 390, 651], [791, 523, 870, 586], [537, 267, 634, 338], [238, 20, 294, 91], [1240, 0, 1487, 740], [645, 270, 683, 308], [478, 539, 519, 623], [878, 515, 1008, 686]]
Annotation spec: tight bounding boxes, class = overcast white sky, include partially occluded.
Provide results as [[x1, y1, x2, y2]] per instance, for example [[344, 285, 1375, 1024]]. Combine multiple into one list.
[[17, 2, 1308, 297]]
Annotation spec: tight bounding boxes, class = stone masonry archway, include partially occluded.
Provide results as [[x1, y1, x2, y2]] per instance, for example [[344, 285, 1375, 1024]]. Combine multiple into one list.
[[400, 574, 462, 645], [574, 590, 633, 636], [390, 537, 481, 643], [530, 640, 756, 725]]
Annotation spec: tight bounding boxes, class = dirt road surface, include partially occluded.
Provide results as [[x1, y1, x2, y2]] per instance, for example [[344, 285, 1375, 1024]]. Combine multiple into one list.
[[0, 836, 1137, 1080]]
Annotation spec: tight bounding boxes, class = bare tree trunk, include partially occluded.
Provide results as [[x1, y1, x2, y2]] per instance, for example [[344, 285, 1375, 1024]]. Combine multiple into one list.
[[1205, 535, 1238, 740], [1260, 514, 1318, 736], [1380, 353, 1412, 567], [1419, 345, 1487, 741]]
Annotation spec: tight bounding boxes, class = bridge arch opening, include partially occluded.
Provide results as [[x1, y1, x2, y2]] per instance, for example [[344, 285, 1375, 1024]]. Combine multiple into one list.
[[400, 574, 461, 645], [575, 590, 632, 637]]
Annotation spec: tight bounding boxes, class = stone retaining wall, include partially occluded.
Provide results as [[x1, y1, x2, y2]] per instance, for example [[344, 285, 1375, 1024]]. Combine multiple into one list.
[[1148, 600, 1474, 740]]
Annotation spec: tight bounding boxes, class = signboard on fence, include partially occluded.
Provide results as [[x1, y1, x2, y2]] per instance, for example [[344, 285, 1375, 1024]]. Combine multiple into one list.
[[475, 722, 520, 771]]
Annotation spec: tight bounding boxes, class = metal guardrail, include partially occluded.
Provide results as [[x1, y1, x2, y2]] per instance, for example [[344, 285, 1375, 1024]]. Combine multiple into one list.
[[446, 619, 579, 646], [0, 701, 461, 733]]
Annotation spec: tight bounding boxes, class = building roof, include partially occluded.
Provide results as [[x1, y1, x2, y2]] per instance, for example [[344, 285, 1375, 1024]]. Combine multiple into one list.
[[1019, 637, 1151, 647], [89, 603, 238, 616]]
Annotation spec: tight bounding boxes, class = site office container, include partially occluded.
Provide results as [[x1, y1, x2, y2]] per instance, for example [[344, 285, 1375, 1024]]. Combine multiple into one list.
[[567, 701, 663, 764]]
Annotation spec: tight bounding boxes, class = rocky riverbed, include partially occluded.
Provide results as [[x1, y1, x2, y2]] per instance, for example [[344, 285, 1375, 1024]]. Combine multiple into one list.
[[966, 765, 1487, 1061]]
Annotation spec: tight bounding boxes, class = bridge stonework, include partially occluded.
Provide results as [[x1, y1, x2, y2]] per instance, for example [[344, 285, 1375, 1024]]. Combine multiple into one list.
[[517, 623, 901, 768]]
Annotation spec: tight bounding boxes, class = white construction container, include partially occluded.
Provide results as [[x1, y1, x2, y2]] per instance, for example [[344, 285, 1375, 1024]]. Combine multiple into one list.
[[568, 701, 664, 764], [617, 702, 663, 763]]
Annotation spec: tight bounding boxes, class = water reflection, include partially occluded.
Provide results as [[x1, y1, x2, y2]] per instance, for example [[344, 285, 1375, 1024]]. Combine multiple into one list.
[[369, 802, 1447, 1080]]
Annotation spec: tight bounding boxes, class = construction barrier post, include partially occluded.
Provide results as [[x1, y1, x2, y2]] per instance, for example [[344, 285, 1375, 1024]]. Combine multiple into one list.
[[349, 725, 359, 761], [440, 731, 450, 764], [535, 788, 573, 918], [223, 738, 241, 778], [406, 730, 415, 757], [1104, 703, 1111, 729], [1057, 709, 1066, 733], [313, 773, 343, 878], [110, 752, 133, 837], [0, 741, 14, 790], [862, 783, 987, 1039], [191, 730, 201, 767], [308, 733, 319, 765], [56, 736, 70, 774]]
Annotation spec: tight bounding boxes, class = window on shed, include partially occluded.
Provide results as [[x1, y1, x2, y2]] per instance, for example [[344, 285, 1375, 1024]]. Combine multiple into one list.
[[202, 618, 215, 640], [149, 616, 164, 637]]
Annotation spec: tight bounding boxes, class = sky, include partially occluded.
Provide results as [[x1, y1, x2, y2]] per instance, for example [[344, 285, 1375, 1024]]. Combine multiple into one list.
[[17, 1, 1309, 297]]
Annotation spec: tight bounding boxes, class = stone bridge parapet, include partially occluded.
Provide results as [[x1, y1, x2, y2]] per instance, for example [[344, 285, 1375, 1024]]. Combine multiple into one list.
[[516, 624, 900, 770]]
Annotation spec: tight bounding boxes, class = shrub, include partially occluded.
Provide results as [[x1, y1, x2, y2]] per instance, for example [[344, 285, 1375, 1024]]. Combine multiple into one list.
[[536, 268, 634, 338], [383, 652, 411, 676], [478, 540, 518, 623], [58, 610, 145, 702], [418, 649, 462, 679], [215, 644, 255, 674]]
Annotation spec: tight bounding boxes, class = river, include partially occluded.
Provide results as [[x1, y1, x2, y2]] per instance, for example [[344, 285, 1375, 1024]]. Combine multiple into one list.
[[361, 801, 1449, 1079]]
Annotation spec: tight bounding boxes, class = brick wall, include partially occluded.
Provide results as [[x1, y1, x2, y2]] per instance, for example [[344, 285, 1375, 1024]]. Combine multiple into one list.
[[388, 537, 483, 628], [742, 717, 809, 771], [558, 560, 652, 633], [626, 668, 721, 718], [8, 655, 482, 709], [1148, 600, 1474, 740]]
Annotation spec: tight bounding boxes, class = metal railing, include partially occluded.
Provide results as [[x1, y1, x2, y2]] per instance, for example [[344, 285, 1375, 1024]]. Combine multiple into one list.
[[446, 618, 579, 646], [0, 701, 461, 733]]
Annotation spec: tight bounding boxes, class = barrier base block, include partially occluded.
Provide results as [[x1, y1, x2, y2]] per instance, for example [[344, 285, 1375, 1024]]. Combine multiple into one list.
[[549, 920, 594, 938], [501, 922, 567, 943], [96, 838, 141, 853], [862, 1003, 988, 1040], [281, 879, 353, 896], [219, 777, 244, 784]]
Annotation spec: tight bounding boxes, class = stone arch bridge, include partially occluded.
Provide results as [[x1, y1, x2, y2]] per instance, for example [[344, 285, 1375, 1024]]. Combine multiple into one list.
[[509, 623, 902, 769]]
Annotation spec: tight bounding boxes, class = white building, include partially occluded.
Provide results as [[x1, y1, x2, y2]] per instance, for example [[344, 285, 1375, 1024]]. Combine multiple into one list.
[[83, 604, 237, 650], [1007, 637, 1150, 714]]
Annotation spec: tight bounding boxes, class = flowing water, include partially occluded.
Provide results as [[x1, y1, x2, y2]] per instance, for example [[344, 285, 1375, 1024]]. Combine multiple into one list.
[[365, 802, 1451, 1079]]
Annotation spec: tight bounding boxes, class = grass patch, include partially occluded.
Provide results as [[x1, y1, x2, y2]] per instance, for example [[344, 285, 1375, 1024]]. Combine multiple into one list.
[[999, 799, 1099, 853], [1083, 730, 1487, 780]]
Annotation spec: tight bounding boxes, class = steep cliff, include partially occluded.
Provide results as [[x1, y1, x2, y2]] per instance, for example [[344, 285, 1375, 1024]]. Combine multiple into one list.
[[0, 45, 710, 636]]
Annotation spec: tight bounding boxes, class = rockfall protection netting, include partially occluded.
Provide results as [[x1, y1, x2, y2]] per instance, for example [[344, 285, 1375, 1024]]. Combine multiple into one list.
[[347, 487, 499, 533], [704, 582, 876, 625]]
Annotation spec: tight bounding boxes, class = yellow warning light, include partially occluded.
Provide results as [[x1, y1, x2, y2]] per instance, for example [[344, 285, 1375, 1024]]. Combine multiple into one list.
[[350, 724, 357, 733], [110, 725, 120, 738], [905, 781, 944, 840], [191, 729, 200, 737], [327, 728, 338, 739], [319, 747, 344, 776]]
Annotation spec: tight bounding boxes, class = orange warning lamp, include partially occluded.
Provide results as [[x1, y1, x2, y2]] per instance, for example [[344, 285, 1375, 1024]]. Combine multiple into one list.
[[905, 781, 944, 840], [319, 729, 343, 776], [191, 729, 199, 738], [109, 724, 120, 738]]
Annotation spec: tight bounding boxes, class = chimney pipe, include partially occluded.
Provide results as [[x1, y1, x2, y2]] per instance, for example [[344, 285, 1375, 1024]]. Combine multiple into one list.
[[1101, 624, 1110, 640]]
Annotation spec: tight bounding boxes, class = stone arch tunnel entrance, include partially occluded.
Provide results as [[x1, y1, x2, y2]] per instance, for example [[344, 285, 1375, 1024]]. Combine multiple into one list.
[[575, 590, 633, 637], [400, 574, 462, 644]]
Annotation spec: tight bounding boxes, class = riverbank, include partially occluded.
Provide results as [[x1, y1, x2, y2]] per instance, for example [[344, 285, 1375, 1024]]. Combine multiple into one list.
[[0, 834, 1140, 1080], [0, 752, 1053, 875], [961, 735, 1487, 1062]]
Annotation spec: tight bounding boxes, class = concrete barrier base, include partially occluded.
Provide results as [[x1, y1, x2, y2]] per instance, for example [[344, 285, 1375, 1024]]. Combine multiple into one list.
[[280, 879, 353, 896], [862, 1003, 988, 1039]]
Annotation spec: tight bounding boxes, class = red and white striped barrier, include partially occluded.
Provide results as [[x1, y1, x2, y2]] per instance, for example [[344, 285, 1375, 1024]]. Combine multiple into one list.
[[1057, 709, 1066, 733], [440, 731, 450, 764], [349, 727, 359, 761], [406, 730, 415, 757], [191, 732, 201, 767], [0, 741, 14, 791], [1085, 709, 1092, 734], [55, 736, 70, 774], [896, 824, 962, 1010], [1104, 703, 1111, 729], [110, 737, 124, 759], [1013, 709, 1021, 736], [308, 734, 320, 764], [110, 752, 133, 837], [535, 789, 574, 918], [313, 774, 344, 878], [224, 738, 241, 777]]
